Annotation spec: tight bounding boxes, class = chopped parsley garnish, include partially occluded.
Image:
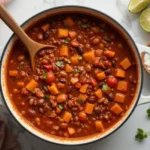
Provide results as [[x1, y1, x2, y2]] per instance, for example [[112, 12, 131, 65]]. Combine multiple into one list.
[[43, 73, 47, 79], [81, 23, 89, 28], [78, 99, 83, 104], [78, 56, 83, 61], [44, 95, 49, 100], [64, 39, 70, 44], [73, 69, 80, 74], [147, 108, 150, 117], [58, 104, 63, 110], [56, 61, 64, 67], [102, 84, 108, 91], [18, 64, 23, 69]]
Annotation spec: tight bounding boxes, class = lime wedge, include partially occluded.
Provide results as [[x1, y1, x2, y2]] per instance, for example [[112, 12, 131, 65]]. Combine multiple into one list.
[[140, 8, 150, 32], [128, 0, 150, 13]]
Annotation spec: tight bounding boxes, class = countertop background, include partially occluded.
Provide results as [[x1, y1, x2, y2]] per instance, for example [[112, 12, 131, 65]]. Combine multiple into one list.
[[0, 0, 150, 150]]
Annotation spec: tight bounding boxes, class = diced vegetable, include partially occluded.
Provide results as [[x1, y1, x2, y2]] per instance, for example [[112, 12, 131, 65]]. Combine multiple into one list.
[[79, 84, 88, 93], [115, 93, 126, 103], [68, 127, 75, 135], [70, 55, 80, 65], [70, 77, 79, 84], [75, 82, 82, 88], [60, 45, 69, 57], [65, 64, 73, 72], [120, 58, 131, 70], [94, 89, 103, 99], [57, 82, 65, 89], [64, 17, 74, 27], [117, 81, 128, 92], [62, 111, 72, 122], [83, 51, 95, 62], [78, 94, 88, 102], [78, 111, 87, 121], [97, 72, 106, 80], [26, 79, 38, 92], [95, 121, 104, 131], [57, 94, 67, 103], [110, 103, 123, 115], [84, 102, 94, 114], [95, 49, 103, 57], [17, 82, 24, 88], [90, 77, 97, 86], [107, 76, 118, 87], [9, 70, 18, 77], [116, 69, 125, 78], [41, 24, 50, 32], [103, 50, 115, 58], [48, 83, 59, 95], [45, 71, 56, 84], [68, 31, 77, 39], [58, 28, 68, 38]]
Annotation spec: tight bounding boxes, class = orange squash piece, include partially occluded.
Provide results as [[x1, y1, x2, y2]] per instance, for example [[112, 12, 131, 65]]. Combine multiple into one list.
[[65, 64, 73, 72], [41, 24, 50, 32], [97, 72, 106, 80], [68, 31, 77, 39], [115, 93, 126, 103], [95, 121, 104, 131], [79, 84, 88, 93], [103, 50, 115, 58], [95, 49, 103, 57], [94, 89, 103, 99], [70, 55, 80, 65], [9, 70, 18, 77], [117, 81, 128, 92], [83, 51, 95, 62], [26, 79, 38, 92], [60, 45, 69, 57], [110, 103, 123, 115], [64, 17, 74, 27], [78, 94, 88, 102], [84, 103, 94, 114], [120, 58, 131, 70], [116, 68, 125, 78], [58, 28, 68, 38], [68, 127, 76, 135], [62, 111, 72, 123], [48, 83, 59, 95]]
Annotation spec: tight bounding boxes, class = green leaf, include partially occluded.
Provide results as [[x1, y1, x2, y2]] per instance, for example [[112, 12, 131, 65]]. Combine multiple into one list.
[[44, 95, 49, 100], [147, 108, 150, 117], [73, 69, 80, 74], [64, 39, 70, 44], [78, 99, 83, 104], [135, 128, 149, 140], [102, 84, 108, 91], [56, 61, 64, 67], [81, 23, 89, 28], [66, 59, 71, 64], [78, 56, 83, 61], [43, 73, 47, 79], [58, 104, 63, 110], [138, 128, 144, 134], [18, 64, 23, 69]]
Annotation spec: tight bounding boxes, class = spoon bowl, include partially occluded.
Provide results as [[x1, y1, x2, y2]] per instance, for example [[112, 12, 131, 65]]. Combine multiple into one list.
[[141, 52, 150, 74]]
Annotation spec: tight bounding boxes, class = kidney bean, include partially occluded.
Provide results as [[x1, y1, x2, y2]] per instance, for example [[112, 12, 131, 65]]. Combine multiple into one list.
[[76, 47, 83, 55], [85, 64, 91, 72], [94, 105, 101, 114], [43, 31, 50, 40], [71, 40, 80, 47], [60, 123, 68, 129], [27, 109, 36, 117], [60, 78, 66, 83], [87, 96, 96, 103], [107, 93, 114, 101], [104, 69, 111, 75]]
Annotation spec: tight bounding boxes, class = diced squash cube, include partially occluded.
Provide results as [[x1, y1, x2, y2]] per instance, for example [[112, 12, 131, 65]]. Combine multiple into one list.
[[97, 72, 106, 80], [70, 55, 80, 65], [84, 103, 94, 114], [78, 94, 88, 102], [120, 58, 131, 70], [69, 31, 77, 39], [65, 64, 73, 72], [79, 84, 88, 93], [64, 17, 74, 27], [26, 79, 38, 92], [94, 89, 103, 99], [57, 94, 67, 103], [115, 93, 126, 103], [62, 111, 72, 122], [9, 70, 18, 77], [60, 45, 69, 57], [41, 24, 50, 32], [117, 81, 128, 92], [103, 50, 115, 58], [48, 83, 59, 95], [83, 51, 95, 62], [116, 68, 125, 78], [95, 121, 104, 131], [95, 49, 103, 57], [68, 127, 76, 135], [58, 28, 68, 38], [17, 82, 24, 88], [70, 77, 79, 84], [110, 103, 123, 115]]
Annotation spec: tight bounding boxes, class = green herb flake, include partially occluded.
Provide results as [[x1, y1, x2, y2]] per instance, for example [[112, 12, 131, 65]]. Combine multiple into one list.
[[135, 128, 150, 140], [58, 104, 63, 110], [64, 39, 70, 44], [73, 69, 80, 74], [56, 61, 64, 67], [66, 59, 71, 64], [18, 64, 23, 69], [102, 84, 108, 91], [44, 95, 49, 100], [43, 73, 47, 79], [81, 23, 89, 28], [78, 99, 83, 104], [78, 56, 83, 61], [147, 108, 150, 117]]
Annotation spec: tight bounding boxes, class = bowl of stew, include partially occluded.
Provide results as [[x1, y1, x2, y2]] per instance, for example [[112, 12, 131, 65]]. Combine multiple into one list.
[[0, 6, 142, 145]]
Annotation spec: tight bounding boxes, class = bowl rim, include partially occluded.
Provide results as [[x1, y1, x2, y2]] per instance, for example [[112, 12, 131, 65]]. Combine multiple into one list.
[[0, 5, 143, 146]]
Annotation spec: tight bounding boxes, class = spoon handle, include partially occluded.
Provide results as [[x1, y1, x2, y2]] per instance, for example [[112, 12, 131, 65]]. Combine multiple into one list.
[[0, 4, 31, 49]]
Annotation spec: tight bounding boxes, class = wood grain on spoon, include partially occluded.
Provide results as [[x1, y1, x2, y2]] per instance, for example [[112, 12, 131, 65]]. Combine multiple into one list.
[[141, 52, 150, 74], [0, 4, 55, 70]]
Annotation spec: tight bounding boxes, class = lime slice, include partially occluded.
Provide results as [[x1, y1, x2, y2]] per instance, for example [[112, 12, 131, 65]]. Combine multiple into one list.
[[128, 0, 150, 13], [140, 8, 150, 32]]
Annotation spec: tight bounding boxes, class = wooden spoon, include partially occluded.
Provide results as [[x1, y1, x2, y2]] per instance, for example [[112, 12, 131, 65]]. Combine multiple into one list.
[[141, 52, 150, 74], [0, 4, 55, 70]]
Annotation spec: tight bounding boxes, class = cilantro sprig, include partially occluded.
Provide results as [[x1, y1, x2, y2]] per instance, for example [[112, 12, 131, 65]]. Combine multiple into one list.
[[147, 108, 150, 117], [135, 128, 150, 140], [56, 61, 64, 67], [43, 73, 47, 79]]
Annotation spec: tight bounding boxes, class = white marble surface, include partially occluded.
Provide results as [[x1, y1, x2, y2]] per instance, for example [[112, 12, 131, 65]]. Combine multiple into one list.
[[0, 0, 150, 150]]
